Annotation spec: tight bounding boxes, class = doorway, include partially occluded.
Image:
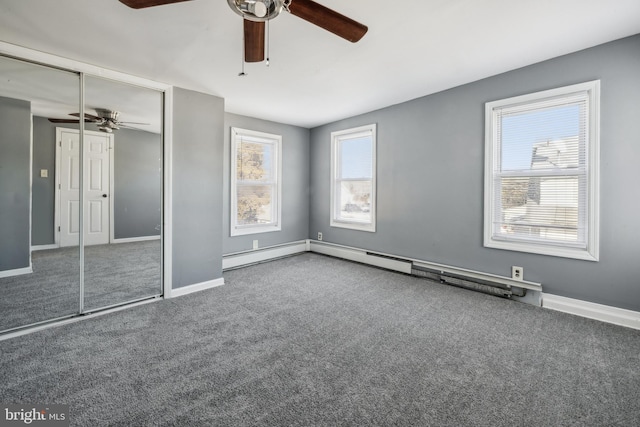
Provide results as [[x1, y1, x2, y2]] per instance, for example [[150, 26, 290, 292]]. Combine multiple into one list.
[[56, 128, 113, 248]]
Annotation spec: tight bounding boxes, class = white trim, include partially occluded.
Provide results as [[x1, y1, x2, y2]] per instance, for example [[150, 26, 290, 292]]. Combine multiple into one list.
[[31, 244, 58, 252], [112, 235, 161, 244], [54, 128, 61, 248], [543, 293, 640, 330], [223, 241, 307, 270], [484, 81, 600, 261], [229, 127, 282, 237], [29, 113, 33, 273], [0, 267, 33, 279], [330, 124, 377, 233], [109, 135, 115, 243], [162, 87, 174, 298], [169, 278, 225, 298]]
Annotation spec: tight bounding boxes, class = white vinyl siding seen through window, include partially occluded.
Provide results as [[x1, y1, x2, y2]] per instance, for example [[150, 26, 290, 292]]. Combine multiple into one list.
[[330, 124, 377, 232], [230, 127, 282, 236], [484, 81, 600, 261]]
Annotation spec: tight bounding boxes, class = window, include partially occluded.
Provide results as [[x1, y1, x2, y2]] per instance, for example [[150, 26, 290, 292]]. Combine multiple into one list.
[[484, 81, 600, 261], [231, 127, 282, 236], [331, 124, 377, 232]]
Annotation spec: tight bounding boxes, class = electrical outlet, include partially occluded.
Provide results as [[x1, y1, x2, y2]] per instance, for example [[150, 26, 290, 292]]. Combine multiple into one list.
[[512, 266, 523, 281], [317, 232, 323, 241], [252, 240, 259, 250]]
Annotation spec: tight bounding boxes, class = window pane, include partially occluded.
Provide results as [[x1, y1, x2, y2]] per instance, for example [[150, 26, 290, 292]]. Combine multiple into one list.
[[497, 176, 582, 244], [501, 103, 583, 171], [340, 136, 372, 179], [236, 185, 273, 225], [237, 140, 273, 182], [337, 180, 372, 222]]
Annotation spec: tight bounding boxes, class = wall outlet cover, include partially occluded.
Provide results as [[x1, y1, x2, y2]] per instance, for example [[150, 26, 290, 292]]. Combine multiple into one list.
[[512, 266, 523, 281]]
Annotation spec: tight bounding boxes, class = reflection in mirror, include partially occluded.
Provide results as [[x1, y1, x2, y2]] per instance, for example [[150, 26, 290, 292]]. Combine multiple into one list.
[[82, 76, 163, 311], [0, 55, 80, 332]]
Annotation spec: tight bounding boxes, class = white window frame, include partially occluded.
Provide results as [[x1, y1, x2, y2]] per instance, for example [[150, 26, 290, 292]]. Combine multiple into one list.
[[330, 124, 377, 232], [484, 81, 600, 261], [230, 127, 282, 236]]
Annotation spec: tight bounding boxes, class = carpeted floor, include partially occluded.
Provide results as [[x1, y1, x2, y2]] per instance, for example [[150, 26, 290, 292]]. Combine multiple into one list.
[[1, 253, 639, 426], [0, 240, 161, 332]]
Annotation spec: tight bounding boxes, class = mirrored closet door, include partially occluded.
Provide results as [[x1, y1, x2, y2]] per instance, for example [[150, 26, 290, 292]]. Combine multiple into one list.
[[0, 56, 81, 332], [82, 76, 163, 312], [0, 55, 164, 334]]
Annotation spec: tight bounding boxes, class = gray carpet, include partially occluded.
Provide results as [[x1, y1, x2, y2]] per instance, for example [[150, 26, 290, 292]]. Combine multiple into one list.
[[0, 241, 161, 332], [1, 253, 639, 426]]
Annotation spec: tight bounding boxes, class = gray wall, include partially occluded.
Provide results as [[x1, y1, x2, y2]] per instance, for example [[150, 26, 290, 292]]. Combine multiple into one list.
[[309, 34, 640, 312], [223, 113, 310, 254], [0, 96, 31, 271], [113, 128, 162, 239], [172, 87, 225, 288], [31, 117, 162, 244], [32, 116, 57, 245]]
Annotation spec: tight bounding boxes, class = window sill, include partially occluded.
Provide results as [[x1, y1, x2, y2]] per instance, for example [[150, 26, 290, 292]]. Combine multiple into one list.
[[484, 238, 598, 261], [330, 219, 376, 233], [231, 224, 282, 237]]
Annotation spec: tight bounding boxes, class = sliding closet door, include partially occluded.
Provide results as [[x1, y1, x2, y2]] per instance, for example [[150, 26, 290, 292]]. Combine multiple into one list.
[[82, 76, 163, 311], [0, 56, 81, 333]]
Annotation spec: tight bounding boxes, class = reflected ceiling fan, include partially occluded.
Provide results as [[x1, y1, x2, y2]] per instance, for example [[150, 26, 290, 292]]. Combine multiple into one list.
[[48, 109, 150, 133], [119, 0, 368, 63]]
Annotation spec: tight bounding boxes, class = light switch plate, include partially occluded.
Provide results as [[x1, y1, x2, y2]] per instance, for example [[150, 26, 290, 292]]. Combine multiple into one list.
[[40, 169, 48, 178]]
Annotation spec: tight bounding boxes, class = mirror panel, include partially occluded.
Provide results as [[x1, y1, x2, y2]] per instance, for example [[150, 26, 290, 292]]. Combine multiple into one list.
[[82, 75, 163, 311], [0, 55, 81, 332]]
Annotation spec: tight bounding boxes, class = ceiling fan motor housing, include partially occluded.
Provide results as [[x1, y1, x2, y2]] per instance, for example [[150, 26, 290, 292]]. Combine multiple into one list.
[[227, 0, 284, 21]]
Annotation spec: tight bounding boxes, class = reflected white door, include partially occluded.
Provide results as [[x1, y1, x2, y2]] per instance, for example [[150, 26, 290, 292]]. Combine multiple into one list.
[[57, 128, 112, 247]]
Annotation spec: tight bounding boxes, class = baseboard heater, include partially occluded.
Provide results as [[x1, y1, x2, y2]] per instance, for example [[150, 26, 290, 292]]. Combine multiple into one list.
[[410, 265, 524, 298], [362, 251, 526, 299]]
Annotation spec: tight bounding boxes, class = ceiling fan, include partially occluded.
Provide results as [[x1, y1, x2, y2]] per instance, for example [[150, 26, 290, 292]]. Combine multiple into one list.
[[118, 0, 368, 63], [48, 109, 150, 133]]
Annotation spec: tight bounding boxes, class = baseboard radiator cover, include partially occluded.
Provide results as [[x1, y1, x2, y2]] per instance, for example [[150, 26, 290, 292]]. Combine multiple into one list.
[[309, 241, 541, 305], [222, 241, 308, 271]]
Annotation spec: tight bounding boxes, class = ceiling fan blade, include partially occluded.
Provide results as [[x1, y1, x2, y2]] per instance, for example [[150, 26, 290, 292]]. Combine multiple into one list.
[[69, 112, 102, 122], [117, 124, 148, 131], [244, 19, 265, 63], [118, 121, 151, 125], [288, 0, 368, 43], [118, 0, 192, 9], [48, 119, 82, 123]]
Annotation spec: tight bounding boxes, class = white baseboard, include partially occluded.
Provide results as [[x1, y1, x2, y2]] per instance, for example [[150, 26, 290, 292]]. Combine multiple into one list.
[[223, 241, 308, 270], [112, 235, 161, 244], [169, 278, 225, 298], [0, 266, 33, 279], [543, 293, 640, 330], [31, 244, 58, 252]]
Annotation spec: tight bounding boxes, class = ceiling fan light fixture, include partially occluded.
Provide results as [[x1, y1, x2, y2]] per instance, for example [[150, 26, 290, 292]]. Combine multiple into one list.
[[98, 126, 114, 133]]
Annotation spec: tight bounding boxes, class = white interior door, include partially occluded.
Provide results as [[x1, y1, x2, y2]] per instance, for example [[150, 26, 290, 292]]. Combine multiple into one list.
[[57, 128, 112, 247]]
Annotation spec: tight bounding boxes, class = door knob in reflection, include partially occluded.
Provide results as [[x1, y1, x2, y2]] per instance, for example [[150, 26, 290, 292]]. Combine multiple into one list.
[[102, 194, 107, 198]]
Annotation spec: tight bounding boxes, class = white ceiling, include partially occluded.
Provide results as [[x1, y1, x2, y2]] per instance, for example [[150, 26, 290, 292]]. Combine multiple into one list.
[[1, 0, 639, 128]]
